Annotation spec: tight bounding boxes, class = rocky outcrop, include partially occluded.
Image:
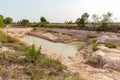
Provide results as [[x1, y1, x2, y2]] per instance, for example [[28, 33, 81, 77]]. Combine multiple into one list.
[[89, 46, 120, 71], [96, 35, 120, 46], [3, 27, 33, 38]]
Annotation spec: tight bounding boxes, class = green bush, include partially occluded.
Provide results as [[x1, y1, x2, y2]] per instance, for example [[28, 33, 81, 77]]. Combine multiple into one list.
[[0, 30, 7, 43], [105, 43, 116, 48], [0, 15, 5, 28], [26, 44, 41, 60], [92, 43, 99, 51]]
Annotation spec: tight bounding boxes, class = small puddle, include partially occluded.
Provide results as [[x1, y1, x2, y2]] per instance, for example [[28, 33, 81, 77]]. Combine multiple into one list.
[[21, 35, 85, 57]]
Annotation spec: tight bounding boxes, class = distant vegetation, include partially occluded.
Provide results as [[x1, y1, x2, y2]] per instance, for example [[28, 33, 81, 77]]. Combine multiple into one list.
[[4, 17, 13, 24], [0, 12, 120, 31], [75, 13, 89, 27], [17, 19, 30, 26]]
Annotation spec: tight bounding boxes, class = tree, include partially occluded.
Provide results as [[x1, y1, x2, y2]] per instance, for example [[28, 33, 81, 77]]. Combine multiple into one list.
[[92, 14, 100, 23], [76, 13, 89, 27], [0, 15, 5, 28], [40, 17, 47, 22], [102, 12, 112, 23], [101, 12, 113, 27], [4, 17, 13, 24], [75, 18, 80, 24], [20, 19, 30, 26], [92, 14, 100, 27], [81, 13, 89, 23], [65, 20, 73, 24], [39, 17, 49, 27]]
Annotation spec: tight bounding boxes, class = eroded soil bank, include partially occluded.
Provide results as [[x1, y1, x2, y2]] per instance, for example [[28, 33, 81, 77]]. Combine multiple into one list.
[[3, 27, 120, 80]]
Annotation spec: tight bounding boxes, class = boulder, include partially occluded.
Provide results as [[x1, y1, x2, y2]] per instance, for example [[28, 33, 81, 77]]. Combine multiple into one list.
[[89, 48, 120, 71], [103, 57, 120, 71], [89, 50, 105, 65]]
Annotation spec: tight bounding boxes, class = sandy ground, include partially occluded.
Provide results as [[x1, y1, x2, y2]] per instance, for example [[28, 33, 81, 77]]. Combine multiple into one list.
[[2, 27, 120, 80]]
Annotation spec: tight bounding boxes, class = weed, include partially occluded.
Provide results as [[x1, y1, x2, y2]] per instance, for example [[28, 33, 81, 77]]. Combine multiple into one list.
[[25, 44, 41, 60]]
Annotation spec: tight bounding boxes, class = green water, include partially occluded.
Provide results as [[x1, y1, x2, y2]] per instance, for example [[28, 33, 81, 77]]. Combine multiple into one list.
[[22, 35, 85, 57]]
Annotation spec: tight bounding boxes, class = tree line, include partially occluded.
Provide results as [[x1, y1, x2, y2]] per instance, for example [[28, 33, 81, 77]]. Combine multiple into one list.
[[0, 15, 49, 28], [0, 12, 116, 28]]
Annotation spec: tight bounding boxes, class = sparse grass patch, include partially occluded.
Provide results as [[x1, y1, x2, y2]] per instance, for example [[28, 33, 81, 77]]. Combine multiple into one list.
[[0, 30, 18, 43], [92, 43, 99, 51], [105, 43, 116, 48], [0, 30, 7, 43], [12, 42, 27, 51]]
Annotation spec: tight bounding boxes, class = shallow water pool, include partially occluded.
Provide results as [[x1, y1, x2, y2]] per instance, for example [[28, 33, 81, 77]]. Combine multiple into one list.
[[22, 35, 85, 57]]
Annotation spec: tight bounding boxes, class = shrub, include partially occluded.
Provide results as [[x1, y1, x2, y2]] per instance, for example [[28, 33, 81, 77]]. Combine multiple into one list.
[[92, 43, 99, 51], [105, 43, 116, 48], [0, 30, 7, 43], [26, 44, 41, 60]]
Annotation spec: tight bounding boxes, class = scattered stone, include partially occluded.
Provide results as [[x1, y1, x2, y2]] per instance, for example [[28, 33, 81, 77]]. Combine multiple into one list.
[[17, 56, 26, 60]]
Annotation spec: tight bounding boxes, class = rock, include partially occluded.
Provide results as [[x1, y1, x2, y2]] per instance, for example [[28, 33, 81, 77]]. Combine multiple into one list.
[[0, 47, 15, 52], [103, 57, 120, 71], [89, 48, 120, 71], [97, 35, 109, 43], [96, 35, 120, 46], [17, 56, 26, 60], [89, 50, 105, 64], [1, 47, 9, 51]]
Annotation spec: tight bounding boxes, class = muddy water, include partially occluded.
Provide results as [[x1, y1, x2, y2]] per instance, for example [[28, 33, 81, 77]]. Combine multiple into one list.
[[21, 35, 85, 57]]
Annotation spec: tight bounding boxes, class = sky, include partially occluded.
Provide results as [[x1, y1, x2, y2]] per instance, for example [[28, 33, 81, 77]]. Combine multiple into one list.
[[0, 0, 120, 23]]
